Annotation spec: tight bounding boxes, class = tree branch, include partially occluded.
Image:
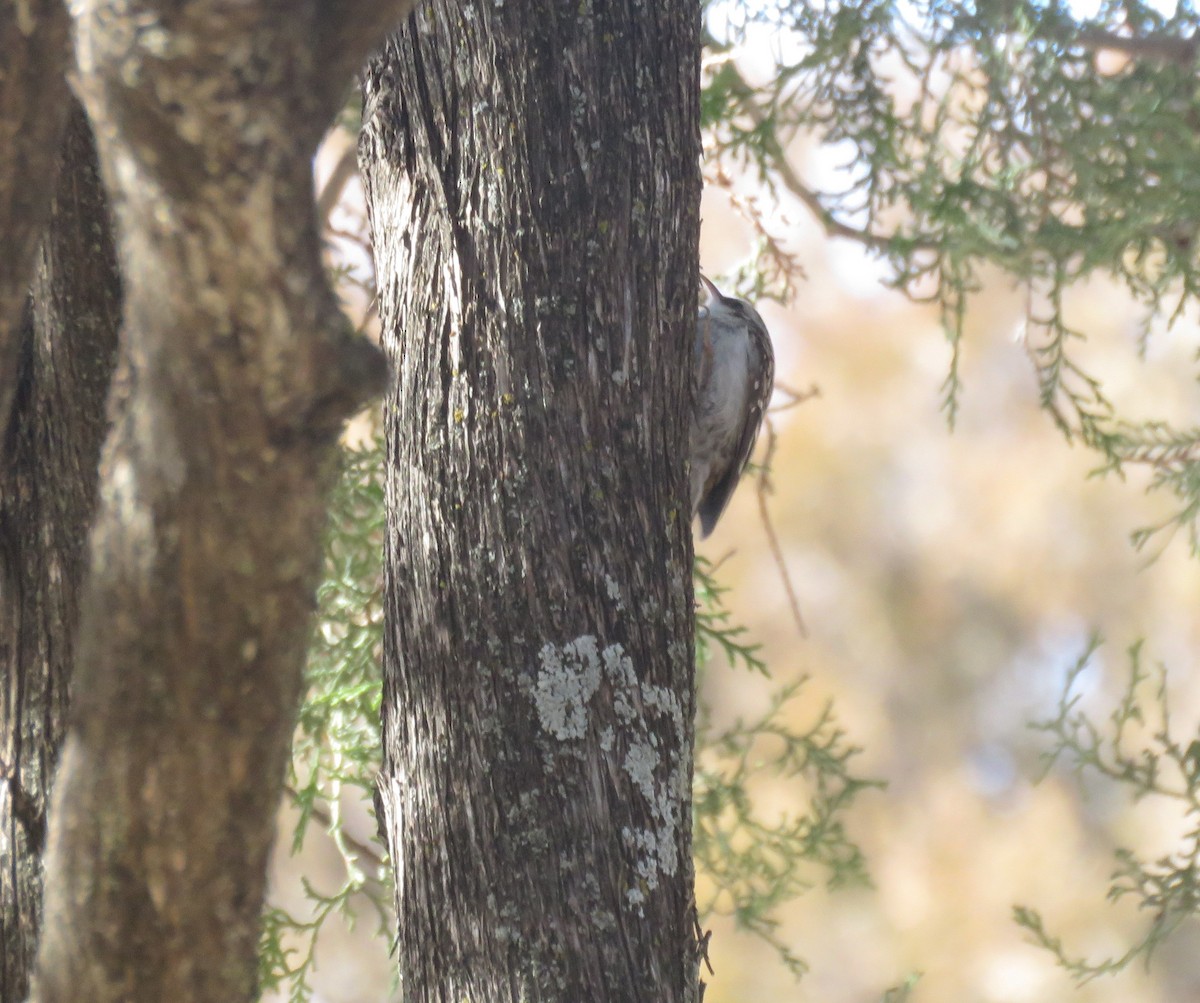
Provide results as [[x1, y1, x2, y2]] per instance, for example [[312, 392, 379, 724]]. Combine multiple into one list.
[[1069, 25, 1199, 65]]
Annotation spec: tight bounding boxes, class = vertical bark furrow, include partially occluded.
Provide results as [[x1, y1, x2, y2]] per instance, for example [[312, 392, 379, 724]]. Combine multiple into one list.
[[0, 0, 73, 443], [362, 3, 702, 1000], [0, 104, 121, 1003], [29, 6, 389, 1002]]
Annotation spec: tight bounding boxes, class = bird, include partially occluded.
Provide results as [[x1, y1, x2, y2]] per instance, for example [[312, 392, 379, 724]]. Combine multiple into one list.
[[690, 274, 775, 538]]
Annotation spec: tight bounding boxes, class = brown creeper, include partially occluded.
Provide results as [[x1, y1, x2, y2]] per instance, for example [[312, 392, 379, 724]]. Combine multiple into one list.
[[690, 275, 775, 538]]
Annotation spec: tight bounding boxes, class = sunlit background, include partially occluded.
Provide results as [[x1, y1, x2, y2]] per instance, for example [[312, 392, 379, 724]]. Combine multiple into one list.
[[266, 36, 1200, 1001], [695, 178, 1200, 1003]]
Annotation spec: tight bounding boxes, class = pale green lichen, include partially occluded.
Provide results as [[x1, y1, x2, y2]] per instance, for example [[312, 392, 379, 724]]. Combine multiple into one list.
[[603, 573, 623, 609], [532, 636, 602, 741], [622, 739, 660, 814], [529, 635, 685, 907]]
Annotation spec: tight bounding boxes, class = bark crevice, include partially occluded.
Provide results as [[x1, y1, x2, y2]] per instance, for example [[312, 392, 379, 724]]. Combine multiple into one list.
[[0, 102, 121, 1003]]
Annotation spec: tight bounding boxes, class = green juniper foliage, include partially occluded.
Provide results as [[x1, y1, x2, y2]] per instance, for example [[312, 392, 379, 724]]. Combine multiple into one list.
[[693, 653, 880, 976], [703, 0, 1200, 551], [693, 564, 878, 981], [1016, 638, 1200, 981], [260, 436, 392, 1001], [701, 1, 1200, 969]]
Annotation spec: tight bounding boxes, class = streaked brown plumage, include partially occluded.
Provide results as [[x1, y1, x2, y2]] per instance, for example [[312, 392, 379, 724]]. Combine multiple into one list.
[[689, 275, 774, 538]]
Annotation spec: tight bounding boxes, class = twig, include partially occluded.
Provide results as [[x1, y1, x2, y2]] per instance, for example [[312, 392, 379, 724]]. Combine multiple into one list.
[[693, 906, 716, 976], [715, 63, 937, 254], [706, 549, 736, 576], [770, 381, 820, 413], [757, 419, 807, 639], [283, 784, 390, 894], [327, 224, 373, 245]]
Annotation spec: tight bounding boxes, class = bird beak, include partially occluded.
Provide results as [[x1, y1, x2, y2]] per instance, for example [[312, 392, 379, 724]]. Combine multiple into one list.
[[699, 274, 722, 306]]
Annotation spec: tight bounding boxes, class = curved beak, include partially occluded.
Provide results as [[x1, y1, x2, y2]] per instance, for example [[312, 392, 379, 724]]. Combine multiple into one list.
[[699, 273, 722, 306]]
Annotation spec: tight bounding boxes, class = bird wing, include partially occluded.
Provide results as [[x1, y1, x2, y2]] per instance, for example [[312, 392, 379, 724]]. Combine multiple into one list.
[[695, 330, 774, 538]]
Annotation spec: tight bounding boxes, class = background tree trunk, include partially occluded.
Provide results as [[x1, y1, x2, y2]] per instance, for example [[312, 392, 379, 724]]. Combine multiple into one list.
[[360, 3, 703, 1000], [27, 4, 411, 1001], [0, 0, 73, 442], [0, 102, 121, 1003]]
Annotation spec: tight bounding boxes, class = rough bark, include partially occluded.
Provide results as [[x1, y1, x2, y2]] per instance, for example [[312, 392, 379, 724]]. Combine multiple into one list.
[[0, 0, 74, 444], [28, 4, 411, 1002], [360, 3, 702, 1000], [0, 102, 121, 1003]]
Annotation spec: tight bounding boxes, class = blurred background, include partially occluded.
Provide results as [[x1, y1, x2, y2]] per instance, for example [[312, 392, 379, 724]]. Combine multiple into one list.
[[265, 71, 1200, 1003], [693, 179, 1200, 1003]]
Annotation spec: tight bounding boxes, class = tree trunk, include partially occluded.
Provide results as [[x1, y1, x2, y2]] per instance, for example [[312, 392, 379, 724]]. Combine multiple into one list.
[[359, 3, 703, 1000], [28, 4, 411, 1001], [0, 0, 73, 440], [0, 102, 121, 1003]]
